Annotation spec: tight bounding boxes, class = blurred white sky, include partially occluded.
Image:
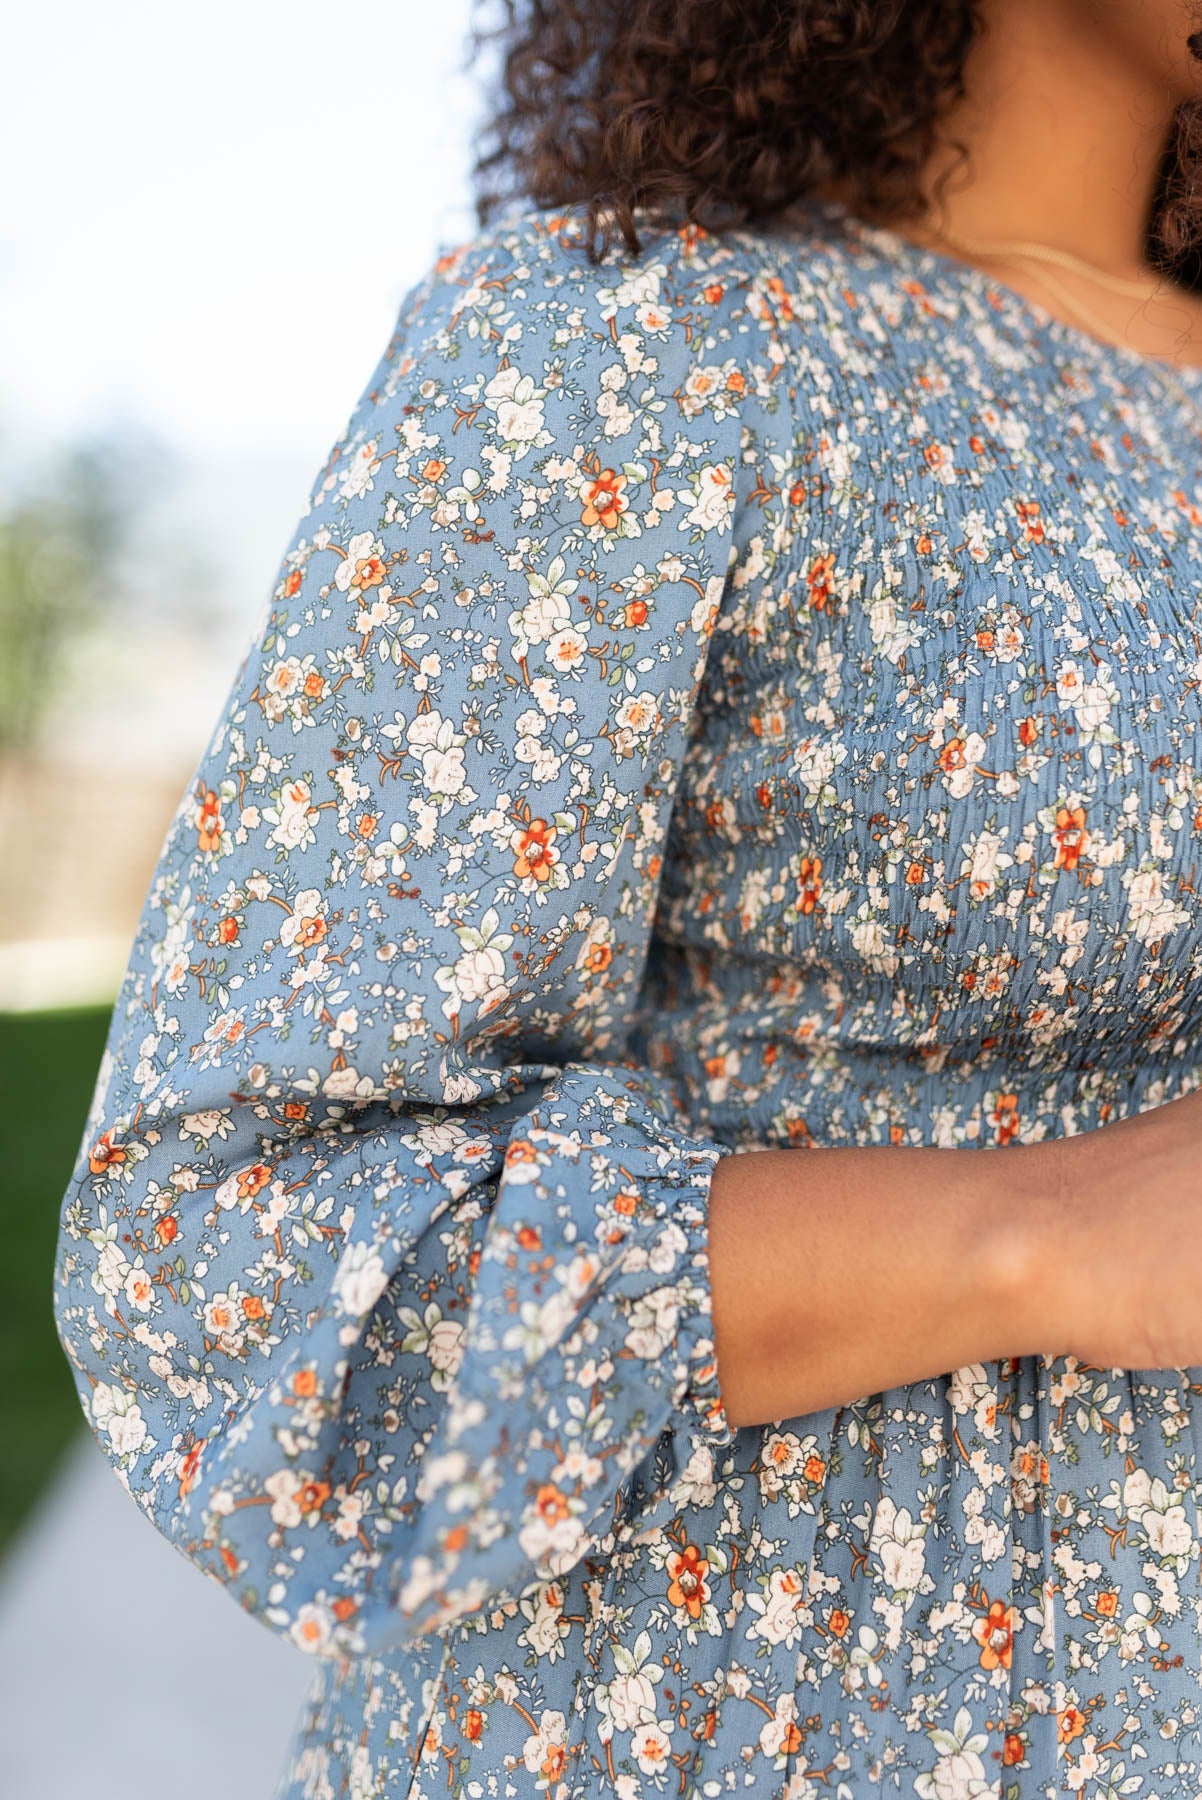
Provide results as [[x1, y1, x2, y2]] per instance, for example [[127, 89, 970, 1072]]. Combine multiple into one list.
[[0, 0, 485, 775], [1, 0, 480, 459]]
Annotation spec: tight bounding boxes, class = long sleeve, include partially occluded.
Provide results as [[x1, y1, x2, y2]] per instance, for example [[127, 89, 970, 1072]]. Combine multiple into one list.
[[52, 206, 788, 1658]]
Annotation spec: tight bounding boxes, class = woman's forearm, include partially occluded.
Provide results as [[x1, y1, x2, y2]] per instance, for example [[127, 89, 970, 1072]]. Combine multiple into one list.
[[705, 1141, 1061, 1426]]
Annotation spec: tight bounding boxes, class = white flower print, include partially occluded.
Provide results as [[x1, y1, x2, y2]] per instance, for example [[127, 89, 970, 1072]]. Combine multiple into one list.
[[331, 1242, 390, 1319], [484, 366, 548, 452], [683, 461, 735, 532], [333, 530, 388, 600]]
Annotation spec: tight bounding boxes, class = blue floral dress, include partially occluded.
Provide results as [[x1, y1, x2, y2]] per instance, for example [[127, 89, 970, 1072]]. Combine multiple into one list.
[[53, 195, 1202, 1799]]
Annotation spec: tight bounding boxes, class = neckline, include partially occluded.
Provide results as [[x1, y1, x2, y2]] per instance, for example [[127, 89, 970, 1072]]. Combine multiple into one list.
[[807, 195, 1202, 393]]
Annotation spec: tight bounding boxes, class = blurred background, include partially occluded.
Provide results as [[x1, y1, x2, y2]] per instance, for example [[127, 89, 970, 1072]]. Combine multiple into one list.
[[0, 3, 483, 1791]]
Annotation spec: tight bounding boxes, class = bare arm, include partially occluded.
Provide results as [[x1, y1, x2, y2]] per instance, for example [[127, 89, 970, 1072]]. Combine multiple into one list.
[[706, 1084, 1202, 1427]]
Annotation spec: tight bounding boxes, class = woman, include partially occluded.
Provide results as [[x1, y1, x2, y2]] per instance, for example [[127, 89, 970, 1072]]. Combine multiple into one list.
[[52, 0, 1202, 1793]]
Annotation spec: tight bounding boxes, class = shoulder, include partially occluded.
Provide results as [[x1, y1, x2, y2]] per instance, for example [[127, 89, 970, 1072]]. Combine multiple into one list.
[[310, 203, 810, 531], [320, 200, 902, 531], [410, 193, 897, 320], [363, 200, 863, 419], [396, 201, 780, 341], [358, 198, 928, 439]]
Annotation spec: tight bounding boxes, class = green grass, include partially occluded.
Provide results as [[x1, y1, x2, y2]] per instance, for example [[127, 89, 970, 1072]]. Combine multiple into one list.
[[0, 1004, 113, 1554]]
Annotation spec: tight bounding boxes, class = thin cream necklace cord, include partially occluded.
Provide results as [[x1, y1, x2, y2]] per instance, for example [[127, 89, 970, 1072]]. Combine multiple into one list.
[[977, 257, 1142, 350], [915, 216, 1202, 398], [930, 223, 1159, 298]]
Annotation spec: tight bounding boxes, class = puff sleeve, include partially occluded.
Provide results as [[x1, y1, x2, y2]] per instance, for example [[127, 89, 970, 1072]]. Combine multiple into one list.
[[52, 208, 783, 1657]]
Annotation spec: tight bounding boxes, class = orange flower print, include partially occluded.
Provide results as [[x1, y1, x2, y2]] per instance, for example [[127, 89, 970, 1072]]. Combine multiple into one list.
[[939, 738, 968, 774], [88, 1128, 127, 1176], [282, 567, 303, 599], [580, 938, 612, 974], [511, 818, 559, 882], [666, 1543, 711, 1619], [352, 551, 386, 589], [538, 1740, 566, 1784], [217, 913, 240, 944], [1095, 1590, 1119, 1618], [292, 1368, 319, 1398], [990, 1091, 1021, 1146], [580, 469, 627, 529], [1058, 1705, 1087, 1743], [504, 1139, 540, 1177], [463, 1709, 484, 1743], [1017, 498, 1045, 542], [806, 552, 837, 611], [828, 1607, 850, 1638], [797, 854, 823, 914], [533, 1484, 570, 1526], [237, 1163, 273, 1199], [1018, 714, 1040, 747], [1003, 1733, 1025, 1766], [1052, 804, 1088, 872], [748, 707, 788, 740], [1172, 486, 1202, 526], [972, 1598, 1016, 1670], [177, 1442, 203, 1500], [196, 788, 224, 853], [764, 273, 795, 322], [293, 912, 327, 950]]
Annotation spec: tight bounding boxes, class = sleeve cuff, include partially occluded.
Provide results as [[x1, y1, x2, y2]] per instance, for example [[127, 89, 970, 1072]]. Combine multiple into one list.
[[390, 1061, 738, 1639]]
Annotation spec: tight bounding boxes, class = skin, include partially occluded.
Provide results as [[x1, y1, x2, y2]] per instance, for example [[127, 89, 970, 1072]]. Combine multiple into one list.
[[890, 0, 1202, 365], [707, 0, 1202, 1428]]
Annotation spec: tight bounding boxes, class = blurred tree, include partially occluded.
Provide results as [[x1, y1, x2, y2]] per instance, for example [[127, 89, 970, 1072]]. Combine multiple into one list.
[[0, 432, 165, 753]]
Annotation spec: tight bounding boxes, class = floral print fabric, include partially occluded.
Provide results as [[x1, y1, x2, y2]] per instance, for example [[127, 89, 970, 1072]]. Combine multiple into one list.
[[53, 197, 1202, 1798]]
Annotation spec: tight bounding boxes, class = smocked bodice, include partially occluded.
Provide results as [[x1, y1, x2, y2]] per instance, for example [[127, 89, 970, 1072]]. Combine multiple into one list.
[[644, 210, 1202, 1149]]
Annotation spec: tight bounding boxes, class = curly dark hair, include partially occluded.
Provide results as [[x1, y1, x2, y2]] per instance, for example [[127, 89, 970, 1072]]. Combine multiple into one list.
[[470, 0, 1202, 279]]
